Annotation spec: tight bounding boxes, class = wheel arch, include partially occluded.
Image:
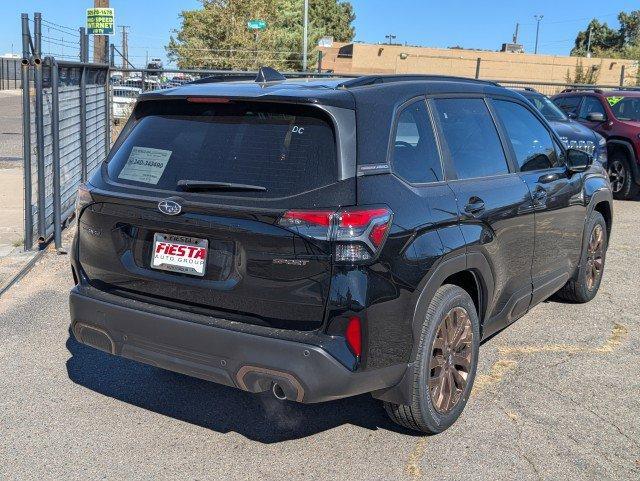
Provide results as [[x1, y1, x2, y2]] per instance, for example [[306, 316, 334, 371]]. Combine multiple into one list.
[[607, 138, 639, 184], [410, 253, 494, 352], [585, 186, 614, 242], [373, 253, 494, 405]]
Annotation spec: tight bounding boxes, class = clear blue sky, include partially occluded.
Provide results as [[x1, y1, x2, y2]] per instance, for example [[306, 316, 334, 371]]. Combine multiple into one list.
[[1, 1, 638, 66]]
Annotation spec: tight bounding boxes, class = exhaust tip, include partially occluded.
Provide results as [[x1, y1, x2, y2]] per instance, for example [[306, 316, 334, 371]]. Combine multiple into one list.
[[272, 382, 287, 401]]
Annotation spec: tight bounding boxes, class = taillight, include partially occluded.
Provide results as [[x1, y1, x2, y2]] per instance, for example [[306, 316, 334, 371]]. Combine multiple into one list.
[[278, 206, 392, 263], [75, 183, 94, 218], [186, 97, 231, 104], [345, 316, 362, 357]]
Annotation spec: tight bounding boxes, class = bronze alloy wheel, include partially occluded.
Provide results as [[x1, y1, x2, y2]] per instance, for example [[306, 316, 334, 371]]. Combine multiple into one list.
[[608, 159, 625, 194], [428, 307, 473, 414], [586, 224, 605, 291]]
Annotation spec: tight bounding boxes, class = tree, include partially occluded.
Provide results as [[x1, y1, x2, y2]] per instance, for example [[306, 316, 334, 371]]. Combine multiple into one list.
[[166, 0, 355, 71], [571, 19, 622, 56], [565, 60, 600, 84]]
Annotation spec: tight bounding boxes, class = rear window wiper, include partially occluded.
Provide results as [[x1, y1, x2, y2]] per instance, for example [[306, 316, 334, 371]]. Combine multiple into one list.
[[177, 180, 267, 192]]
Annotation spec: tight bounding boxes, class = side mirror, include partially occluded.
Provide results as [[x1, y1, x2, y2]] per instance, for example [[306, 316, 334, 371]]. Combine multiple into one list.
[[567, 112, 578, 119], [586, 112, 605, 122], [566, 148, 592, 174]]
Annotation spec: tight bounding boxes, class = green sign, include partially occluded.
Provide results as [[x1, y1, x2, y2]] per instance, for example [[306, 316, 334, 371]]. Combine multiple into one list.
[[87, 8, 115, 35], [607, 96, 624, 107], [247, 19, 267, 30]]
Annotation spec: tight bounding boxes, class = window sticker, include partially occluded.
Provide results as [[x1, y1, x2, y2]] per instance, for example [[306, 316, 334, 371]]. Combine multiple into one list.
[[607, 96, 624, 107], [117, 146, 172, 184]]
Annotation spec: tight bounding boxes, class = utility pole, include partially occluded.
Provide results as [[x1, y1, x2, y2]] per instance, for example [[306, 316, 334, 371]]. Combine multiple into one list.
[[302, 0, 309, 71], [120, 25, 129, 71], [93, 0, 109, 63], [385, 34, 396, 45], [534, 14, 543, 54], [586, 27, 592, 58]]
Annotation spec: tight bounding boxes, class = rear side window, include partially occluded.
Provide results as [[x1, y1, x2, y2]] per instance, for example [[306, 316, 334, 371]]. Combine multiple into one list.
[[579, 97, 606, 120], [392, 100, 442, 183], [493, 100, 559, 171], [433, 98, 509, 180], [107, 101, 338, 198], [553, 96, 581, 116]]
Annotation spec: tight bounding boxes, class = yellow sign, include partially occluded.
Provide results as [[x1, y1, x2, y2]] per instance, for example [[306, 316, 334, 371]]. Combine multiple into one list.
[[87, 8, 114, 35]]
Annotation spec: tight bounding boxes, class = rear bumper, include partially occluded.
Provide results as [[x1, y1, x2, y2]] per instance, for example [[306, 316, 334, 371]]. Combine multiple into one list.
[[69, 286, 405, 403]]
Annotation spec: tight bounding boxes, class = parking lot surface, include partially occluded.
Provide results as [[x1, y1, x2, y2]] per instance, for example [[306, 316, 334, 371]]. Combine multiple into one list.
[[0, 200, 638, 481]]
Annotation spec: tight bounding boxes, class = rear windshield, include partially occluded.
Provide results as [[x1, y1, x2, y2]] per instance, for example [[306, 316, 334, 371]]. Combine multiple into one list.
[[107, 100, 338, 198]]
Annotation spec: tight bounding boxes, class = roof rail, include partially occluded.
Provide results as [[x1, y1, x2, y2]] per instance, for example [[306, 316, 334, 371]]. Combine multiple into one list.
[[560, 87, 604, 94], [337, 74, 500, 89], [189, 74, 257, 85], [507, 86, 539, 93]]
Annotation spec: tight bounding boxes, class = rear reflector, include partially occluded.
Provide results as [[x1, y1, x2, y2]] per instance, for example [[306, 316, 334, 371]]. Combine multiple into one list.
[[345, 316, 362, 357]]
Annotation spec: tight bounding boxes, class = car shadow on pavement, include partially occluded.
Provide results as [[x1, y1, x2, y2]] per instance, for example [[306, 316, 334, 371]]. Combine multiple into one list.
[[65, 333, 416, 443]]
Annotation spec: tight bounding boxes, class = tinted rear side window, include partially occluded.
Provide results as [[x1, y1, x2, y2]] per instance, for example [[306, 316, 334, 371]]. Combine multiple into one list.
[[392, 100, 443, 183], [107, 101, 337, 198], [433, 98, 509, 180]]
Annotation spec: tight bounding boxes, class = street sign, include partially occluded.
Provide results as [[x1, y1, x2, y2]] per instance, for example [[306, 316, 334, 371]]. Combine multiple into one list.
[[247, 19, 267, 30], [87, 8, 115, 35]]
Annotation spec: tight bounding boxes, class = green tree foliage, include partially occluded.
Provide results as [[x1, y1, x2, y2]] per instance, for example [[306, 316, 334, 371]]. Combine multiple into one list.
[[571, 19, 622, 56], [167, 0, 355, 71], [571, 11, 640, 57], [565, 60, 600, 84]]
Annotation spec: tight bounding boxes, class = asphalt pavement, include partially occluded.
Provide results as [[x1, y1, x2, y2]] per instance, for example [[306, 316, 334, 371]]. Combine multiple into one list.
[[0, 200, 638, 481]]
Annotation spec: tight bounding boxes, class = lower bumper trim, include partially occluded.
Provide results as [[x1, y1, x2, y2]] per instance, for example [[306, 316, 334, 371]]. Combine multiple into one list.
[[69, 286, 406, 403]]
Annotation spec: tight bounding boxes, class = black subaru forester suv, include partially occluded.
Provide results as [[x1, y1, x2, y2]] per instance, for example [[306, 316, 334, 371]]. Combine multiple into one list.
[[70, 70, 613, 434]]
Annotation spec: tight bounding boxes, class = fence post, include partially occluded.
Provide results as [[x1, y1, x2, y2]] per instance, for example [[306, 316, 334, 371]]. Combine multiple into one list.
[[21, 13, 33, 250], [620, 65, 625, 87], [104, 67, 110, 155], [33, 12, 47, 244], [475, 58, 481, 79], [79, 27, 88, 181], [50, 58, 62, 250]]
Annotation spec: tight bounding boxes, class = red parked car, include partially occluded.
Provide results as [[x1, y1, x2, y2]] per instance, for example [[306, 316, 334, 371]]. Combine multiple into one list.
[[552, 88, 640, 199]]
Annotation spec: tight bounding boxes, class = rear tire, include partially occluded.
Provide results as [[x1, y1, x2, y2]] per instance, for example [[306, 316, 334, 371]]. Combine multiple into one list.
[[384, 284, 480, 434], [555, 211, 607, 303], [608, 151, 639, 200]]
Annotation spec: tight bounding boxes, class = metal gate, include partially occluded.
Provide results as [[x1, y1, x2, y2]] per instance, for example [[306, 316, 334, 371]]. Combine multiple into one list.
[[21, 13, 110, 250]]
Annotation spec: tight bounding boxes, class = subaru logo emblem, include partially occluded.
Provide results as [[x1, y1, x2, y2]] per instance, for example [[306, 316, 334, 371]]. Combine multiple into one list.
[[158, 200, 182, 216]]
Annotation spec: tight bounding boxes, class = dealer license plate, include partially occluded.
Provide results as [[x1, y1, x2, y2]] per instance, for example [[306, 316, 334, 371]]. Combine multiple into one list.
[[151, 233, 208, 277]]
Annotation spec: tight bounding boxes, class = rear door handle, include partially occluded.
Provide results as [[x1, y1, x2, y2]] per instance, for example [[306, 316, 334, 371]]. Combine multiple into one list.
[[464, 197, 485, 216]]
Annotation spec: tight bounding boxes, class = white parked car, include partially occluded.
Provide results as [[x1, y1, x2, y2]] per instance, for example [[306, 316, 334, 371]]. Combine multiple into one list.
[[112, 86, 141, 122]]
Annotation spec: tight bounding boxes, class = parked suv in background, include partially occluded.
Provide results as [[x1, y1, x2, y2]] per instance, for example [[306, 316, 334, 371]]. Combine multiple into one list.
[[69, 70, 613, 434], [512, 88, 607, 167], [552, 88, 640, 199]]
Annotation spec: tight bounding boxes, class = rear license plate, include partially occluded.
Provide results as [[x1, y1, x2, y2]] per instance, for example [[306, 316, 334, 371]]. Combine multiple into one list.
[[151, 233, 208, 277]]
